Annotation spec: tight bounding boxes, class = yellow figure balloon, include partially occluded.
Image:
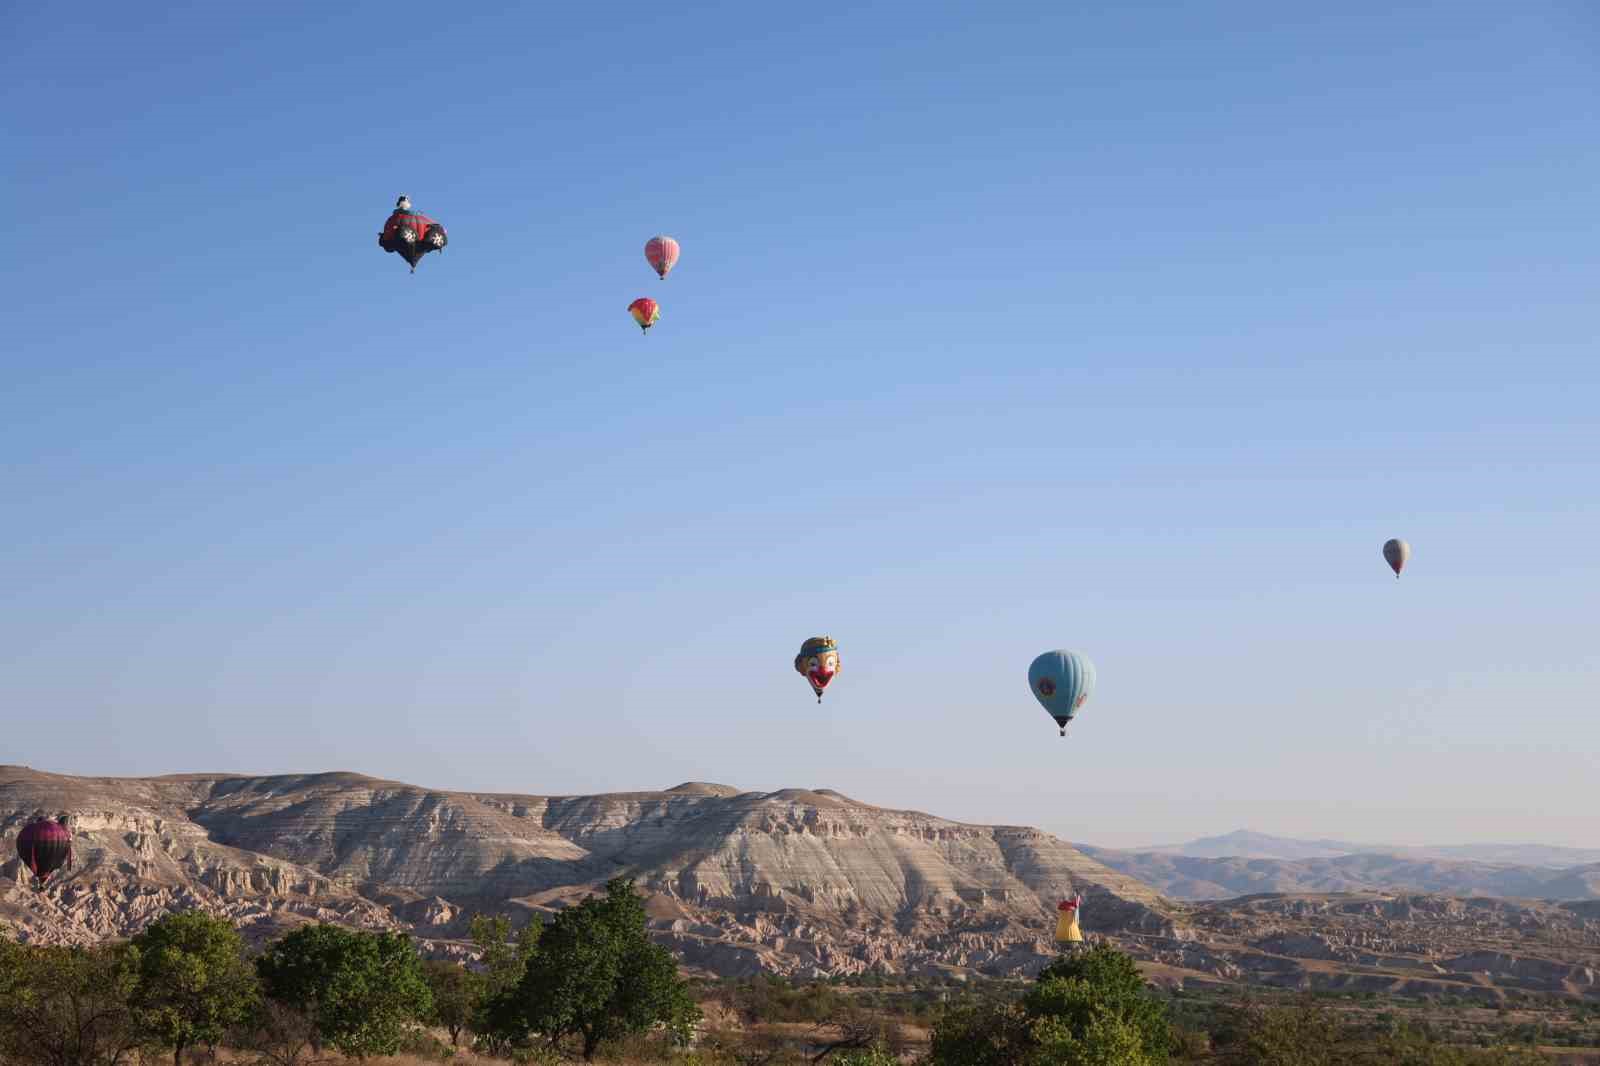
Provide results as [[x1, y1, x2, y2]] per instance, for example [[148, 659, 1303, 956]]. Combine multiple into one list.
[[1054, 895, 1084, 944]]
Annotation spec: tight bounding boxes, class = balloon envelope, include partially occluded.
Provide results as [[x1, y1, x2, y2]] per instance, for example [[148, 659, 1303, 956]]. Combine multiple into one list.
[[15, 818, 72, 885], [1028, 650, 1095, 734], [1054, 896, 1084, 943], [628, 298, 660, 332], [1383, 538, 1410, 578], [794, 636, 840, 701], [644, 236, 680, 279], [377, 206, 447, 273]]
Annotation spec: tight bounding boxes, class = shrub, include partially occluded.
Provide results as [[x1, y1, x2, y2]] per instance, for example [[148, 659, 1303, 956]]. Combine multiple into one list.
[[255, 924, 432, 1059]]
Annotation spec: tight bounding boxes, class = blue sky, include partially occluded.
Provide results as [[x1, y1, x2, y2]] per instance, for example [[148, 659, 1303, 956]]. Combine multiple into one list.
[[5, 2, 1597, 848]]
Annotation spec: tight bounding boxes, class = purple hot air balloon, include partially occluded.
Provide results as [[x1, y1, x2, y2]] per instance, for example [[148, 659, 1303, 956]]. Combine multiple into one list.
[[1383, 538, 1410, 579], [15, 817, 73, 888]]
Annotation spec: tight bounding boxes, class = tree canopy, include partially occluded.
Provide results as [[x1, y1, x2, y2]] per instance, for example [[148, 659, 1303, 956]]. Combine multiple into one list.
[[505, 877, 700, 1060], [422, 958, 477, 1048], [0, 939, 141, 1066], [254, 924, 432, 1059], [129, 910, 258, 1066], [468, 912, 543, 1052], [929, 945, 1172, 1066]]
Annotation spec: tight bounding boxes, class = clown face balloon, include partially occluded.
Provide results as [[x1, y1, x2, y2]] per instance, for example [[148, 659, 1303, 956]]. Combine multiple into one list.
[[795, 636, 840, 703]]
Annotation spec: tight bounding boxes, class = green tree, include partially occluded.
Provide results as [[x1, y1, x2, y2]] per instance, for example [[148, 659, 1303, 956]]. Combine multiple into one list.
[[509, 878, 701, 1060], [255, 924, 432, 1059], [422, 959, 477, 1047], [1031, 1011, 1156, 1066], [1361, 1019, 1548, 1066], [928, 946, 1171, 1066], [1024, 946, 1172, 1063], [929, 1001, 1034, 1066], [129, 910, 258, 1066], [470, 913, 542, 995], [468, 913, 542, 1054], [1211, 999, 1548, 1066], [1211, 998, 1347, 1066], [0, 938, 142, 1066]]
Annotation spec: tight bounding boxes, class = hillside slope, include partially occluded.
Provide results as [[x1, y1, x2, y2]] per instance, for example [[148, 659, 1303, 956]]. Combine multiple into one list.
[[0, 766, 1169, 977], [7, 766, 1596, 1000]]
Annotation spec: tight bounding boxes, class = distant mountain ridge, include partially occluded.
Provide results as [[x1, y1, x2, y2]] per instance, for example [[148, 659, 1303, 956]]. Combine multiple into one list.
[[1081, 842, 1600, 902], [1143, 830, 1368, 861], [1131, 829, 1600, 868]]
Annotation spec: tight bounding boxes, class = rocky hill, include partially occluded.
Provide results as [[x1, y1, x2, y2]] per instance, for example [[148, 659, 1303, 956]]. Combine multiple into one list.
[[4, 766, 1597, 1002], [0, 766, 1170, 978]]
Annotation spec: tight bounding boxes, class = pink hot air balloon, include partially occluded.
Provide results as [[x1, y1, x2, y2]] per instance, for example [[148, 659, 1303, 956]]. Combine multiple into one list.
[[644, 236, 680, 280]]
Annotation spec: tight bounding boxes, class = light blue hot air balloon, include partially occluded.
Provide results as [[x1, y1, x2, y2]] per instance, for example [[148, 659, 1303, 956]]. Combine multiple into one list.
[[1028, 650, 1096, 737]]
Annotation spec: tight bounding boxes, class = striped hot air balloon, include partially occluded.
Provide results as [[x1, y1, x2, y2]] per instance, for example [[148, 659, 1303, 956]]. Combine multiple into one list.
[[628, 297, 659, 333], [644, 236, 679, 279], [1028, 650, 1096, 737], [15, 817, 73, 889]]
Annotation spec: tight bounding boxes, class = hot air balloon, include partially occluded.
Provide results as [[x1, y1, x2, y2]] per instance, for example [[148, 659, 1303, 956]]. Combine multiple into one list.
[[1383, 538, 1410, 579], [1028, 650, 1095, 736], [644, 235, 680, 279], [15, 816, 73, 889], [377, 195, 448, 273], [1054, 895, 1084, 944], [795, 636, 840, 703], [628, 297, 660, 333]]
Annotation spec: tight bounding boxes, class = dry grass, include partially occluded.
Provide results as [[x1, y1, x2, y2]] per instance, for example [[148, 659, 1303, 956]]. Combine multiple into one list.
[[328, 1049, 496, 1056], [182, 1046, 497, 1065]]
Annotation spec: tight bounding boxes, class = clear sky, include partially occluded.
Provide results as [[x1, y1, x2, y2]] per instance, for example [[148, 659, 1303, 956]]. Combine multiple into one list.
[[5, 3, 1598, 849]]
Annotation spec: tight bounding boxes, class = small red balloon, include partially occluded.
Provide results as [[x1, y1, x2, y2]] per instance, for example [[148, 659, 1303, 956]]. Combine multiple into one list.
[[628, 297, 660, 332]]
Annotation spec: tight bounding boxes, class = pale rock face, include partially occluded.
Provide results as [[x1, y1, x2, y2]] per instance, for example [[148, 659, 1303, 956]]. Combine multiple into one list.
[[1, 766, 1173, 975], [6, 766, 1599, 999]]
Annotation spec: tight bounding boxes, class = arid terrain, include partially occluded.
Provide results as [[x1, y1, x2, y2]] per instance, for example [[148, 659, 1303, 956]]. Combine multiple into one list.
[[1126, 830, 1600, 867], [1081, 845, 1600, 902], [4, 765, 1597, 1005]]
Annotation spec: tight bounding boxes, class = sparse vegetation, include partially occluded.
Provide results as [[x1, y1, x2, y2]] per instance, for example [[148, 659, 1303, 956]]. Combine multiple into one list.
[[2, 921, 1596, 1065]]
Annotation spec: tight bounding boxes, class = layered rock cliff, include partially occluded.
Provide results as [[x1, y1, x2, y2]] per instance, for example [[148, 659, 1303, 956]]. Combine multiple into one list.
[[0, 766, 1171, 977], [9, 766, 1594, 1000]]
